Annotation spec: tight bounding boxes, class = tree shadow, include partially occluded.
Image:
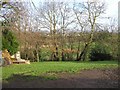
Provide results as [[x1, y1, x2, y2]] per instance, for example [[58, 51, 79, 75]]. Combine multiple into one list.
[[2, 74, 118, 88], [2, 72, 58, 88], [6, 73, 57, 81]]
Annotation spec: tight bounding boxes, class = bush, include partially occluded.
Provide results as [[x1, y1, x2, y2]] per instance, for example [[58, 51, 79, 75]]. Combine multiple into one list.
[[2, 29, 19, 55], [20, 48, 37, 62], [40, 48, 51, 61], [89, 43, 112, 61]]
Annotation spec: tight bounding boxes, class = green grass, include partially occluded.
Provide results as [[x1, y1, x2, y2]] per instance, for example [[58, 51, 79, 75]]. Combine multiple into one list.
[[2, 61, 118, 81]]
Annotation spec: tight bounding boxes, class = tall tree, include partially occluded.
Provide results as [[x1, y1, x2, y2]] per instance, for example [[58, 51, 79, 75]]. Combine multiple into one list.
[[73, 1, 105, 61]]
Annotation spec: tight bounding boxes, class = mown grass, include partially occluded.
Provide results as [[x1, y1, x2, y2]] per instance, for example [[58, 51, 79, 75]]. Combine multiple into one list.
[[2, 61, 118, 81]]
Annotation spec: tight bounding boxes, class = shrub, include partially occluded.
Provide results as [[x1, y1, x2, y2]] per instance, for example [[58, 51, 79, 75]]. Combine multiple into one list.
[[89, 43, 112, 61], [2, 29, 19, 55], [20, 48, 37, 62]]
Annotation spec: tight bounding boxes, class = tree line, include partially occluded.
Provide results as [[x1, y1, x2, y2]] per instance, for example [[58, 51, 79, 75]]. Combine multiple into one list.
[[0, 0, 118, 62]]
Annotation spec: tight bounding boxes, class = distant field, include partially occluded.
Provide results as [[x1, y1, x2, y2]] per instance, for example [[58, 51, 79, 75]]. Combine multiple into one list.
[[2, 61, 118, 81]]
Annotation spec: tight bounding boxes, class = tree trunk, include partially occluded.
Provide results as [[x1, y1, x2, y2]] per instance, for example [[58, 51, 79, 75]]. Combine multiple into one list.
[[77, 27, 94, 61], [36, 51, 39, 62], [76, 39, 81, 60], [61, 51, 65, 61], [54, 46, 59, 61]]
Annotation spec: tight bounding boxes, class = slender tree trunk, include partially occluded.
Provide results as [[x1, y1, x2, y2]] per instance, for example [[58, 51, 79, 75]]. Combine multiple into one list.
[[77, 27, 94, 61], [61, 34, 65, 61], [61, 50, 65, 61], [36, 48, 39, 62], [76, 40, 80, 60], [35, 43, 39, 62], [70, 42, 73, 60]]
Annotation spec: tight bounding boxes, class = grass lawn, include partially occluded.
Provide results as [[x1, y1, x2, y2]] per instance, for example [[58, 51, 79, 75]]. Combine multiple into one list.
[[2, 61, 118, 81]]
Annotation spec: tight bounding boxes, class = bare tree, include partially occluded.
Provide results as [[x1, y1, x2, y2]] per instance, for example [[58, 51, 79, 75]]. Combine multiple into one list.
[[58, 2, 75, 61], [73, 1, 105, 61], [36, 1, 62, 61]]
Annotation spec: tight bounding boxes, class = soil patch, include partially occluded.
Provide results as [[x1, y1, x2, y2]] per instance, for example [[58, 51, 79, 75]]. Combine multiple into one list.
[[2, 68, 119, 88]]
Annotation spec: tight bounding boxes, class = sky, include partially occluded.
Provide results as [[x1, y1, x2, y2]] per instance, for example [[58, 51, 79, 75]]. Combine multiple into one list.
[[31, 0, 119, 19], [2, 0, 119, 26], [118, 2, 120, 27], [105, 0, 119, 19], [2, 0, 119, 20]]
